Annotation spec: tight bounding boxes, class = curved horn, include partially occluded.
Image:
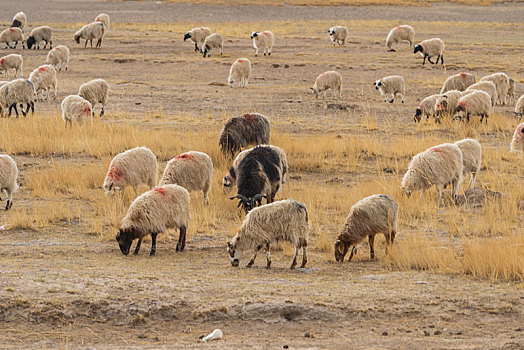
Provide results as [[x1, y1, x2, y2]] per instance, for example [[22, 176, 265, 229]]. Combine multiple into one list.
[[230, 194, 248, 202], [253, 194, 264, 202]]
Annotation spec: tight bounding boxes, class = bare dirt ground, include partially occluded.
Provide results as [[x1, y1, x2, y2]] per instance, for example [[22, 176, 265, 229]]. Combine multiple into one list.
[[0, 1, 523, 349]]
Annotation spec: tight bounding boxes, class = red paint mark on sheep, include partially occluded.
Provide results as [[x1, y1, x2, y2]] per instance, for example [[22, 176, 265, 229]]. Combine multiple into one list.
[[107, 166, 124, 181], [431, 146, 442, 153], [154, 187, 167, 198], [243, 114, 257, 122], [83, 106, 91, 115], [458, 101, 467, 107], [237, 59, 243, 63], [460, 72, 467, 78], [38, 66, 47, 72], [175, 153, 195, 160], [396, 26, 402, 30], [9, 28, 14, 32], [262, 32, 269, 35], [56, 47, 60, 50], [0, 59, 4, 64]]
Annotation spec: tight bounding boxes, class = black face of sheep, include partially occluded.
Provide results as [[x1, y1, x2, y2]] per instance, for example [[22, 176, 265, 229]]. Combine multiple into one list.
[[334, 240, 350, 262], [183, 32, 191, 41], [250, 32, 258, 39], [374, 81, 381, 90], [230, 194, 265, 213], [329, 29, 335, 35], [74, 35, 81, 44], [227, 242, 239, 267], [116, 229, 134, 256], [11, 20, 22, 28], [26, 36, 36, 49], [413, 44, 423, 54], [414, 108, 422, 123]]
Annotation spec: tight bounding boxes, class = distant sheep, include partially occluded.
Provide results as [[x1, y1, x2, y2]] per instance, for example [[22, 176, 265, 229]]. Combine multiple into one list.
[[78, 78, 109, 116], [480, 72, 510, 105], [311, 71, 342, 99], [515, 95, 524, 119], [334, 194, 398, 262], [440, 72, 475, 94], [95, 13, 110, 30], [454, 138, 482, 188], [228, 58, 251, 88], [227, 199, 308, 269], [26, 26, 52, 49], [454, 90, 492, 123], [159, 151, 213, 204], [386, 25, 415, 51], [466, 81, 497, 107], [61, 95, 92, 127], [202, 33, 223, 57], [184, 27, 211, 52], [0, 54, 23, 79], [510, 123, 524, 153], [414, 94, 440, 123], [413, 38, 444, 65], [74, 22, 105, 48], [251, 31, 274, 56], [46, 45, 70, 71], [374, 75, 405, 103], [29, 65, 58, 101], [103, 146, 158, 194], [0, 154, 19, 210], [507, 78, 516, 105], [0, 79, 35, 118], [0, 28, 24, 49], [11, 12, 27, 32], [116, 184, 190, 256], [219, 113, 270, 156], [328, 26, 348, 46], [435, 90, 463, 122]]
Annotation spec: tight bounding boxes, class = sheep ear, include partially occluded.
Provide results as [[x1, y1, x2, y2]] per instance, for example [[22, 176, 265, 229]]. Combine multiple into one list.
[[227, 242, 231, 248], [335, 239, 341, 244]]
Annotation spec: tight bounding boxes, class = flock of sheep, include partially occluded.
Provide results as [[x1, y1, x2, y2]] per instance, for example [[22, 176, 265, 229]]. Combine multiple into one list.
[[0, 12, 523, 270]]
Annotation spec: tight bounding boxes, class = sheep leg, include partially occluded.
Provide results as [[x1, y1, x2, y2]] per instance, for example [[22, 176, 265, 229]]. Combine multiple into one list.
[[9, 104, 19, 118], [49, 40, 53, 49], [194, 42, 199, 52], [451, 180, 459, 205], [265, 243, 271, 269], [254, 47, 258, 57], [470, 172, 477, 188], [23, 103, 31, 116], [149, 233, 157, 256], [368, 235, 375, 260], [436, 184, 444, 206], [5, 192, 12, 210], [176, 225, 187, 252], [440, 55, 444, 64], [290, 247, 299, 270], [96, 38, 102, 48], [133, 238, 142, 255], [300, 246, 307, 268], [84, 40, 88, 48], [348, 246, 357, 261], [247, 245, 262, 268], [30, 102, 35, 116], [422, 55, 427, 65], [100, 105, 105, 117]]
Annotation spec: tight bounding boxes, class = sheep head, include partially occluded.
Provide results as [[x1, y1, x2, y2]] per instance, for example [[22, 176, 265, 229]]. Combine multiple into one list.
[[116, 228, 137, 256], [183, 32, 191, 41], [414, 108, 422, 123], [250, 32, 258, 39], [227, 237, 240, 267], [230, 193, 266, 213], [413, 44, 423, 54], [26, 36, 36, 49], [334, 239, 349, 262]]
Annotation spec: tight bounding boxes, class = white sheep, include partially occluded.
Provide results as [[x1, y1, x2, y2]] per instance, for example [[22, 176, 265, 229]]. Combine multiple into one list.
[[0, 79, 35, 118], [402, 143, 464, 205], [28, 65, 58, 101], [0, 28, 24, 49], [95, 13, 110, 30], [414, 94, 440, 123], [454, 138, 482, 188], [228, 58, 251, 88], [227, 199, 308, 269], [435, 90, 463, 122], [454, 90, 492, 123], [61, 95, 92, 127], [386, 25, 414, 51], [334, 194, 398, 262], [201, 33, 223, 57], [311, 71, 342, 99], [184, 27, 211, 52], [440, 72, 476, 94], [374, 75, 405, 103], [11, 12, 27, 32], [0, 54, 23, 79], [116, 184, 190, 256], [78, 78, 109, 116], [0, 154, 19, 211], [74, 22, 105, 48], [465, 81, 498, 107], [103, 146, 158, 194], [26, 26, 52, 49], [515, 95, 524, 119], [46, 45, 70, 71], [159, 151, 213, 204], [251, 31, 274, 56], [510, 122, 524, 153], [413, 38, 444, 65], [507, 78, 516, 105], [328, 26, 348, 46], [480, 72, 510, 105]]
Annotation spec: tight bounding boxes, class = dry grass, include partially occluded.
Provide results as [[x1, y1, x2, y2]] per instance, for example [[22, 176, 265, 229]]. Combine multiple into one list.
[[109, 0, 505, 6]]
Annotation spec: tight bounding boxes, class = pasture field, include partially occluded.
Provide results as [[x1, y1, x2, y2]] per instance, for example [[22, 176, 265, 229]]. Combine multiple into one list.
[[0, 0, 523, 348]]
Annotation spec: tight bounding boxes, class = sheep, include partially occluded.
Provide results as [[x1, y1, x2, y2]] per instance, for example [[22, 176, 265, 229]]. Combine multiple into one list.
[[219, 113, 270, 156], [28, 65, 58, 101], [440, 72, 476, 94], [414, 94, 440, 123], [510, 122, 524, 153], [311, 71, 342, 99], [184, 27, 211, 52], [374, 75, 405, 103], [201, 33, 223, 57], [328, 26, 348, 46], [465, 81, 498, 107], [454, 138, 482, 188], [435, 90, 463, 122], [159, 151, 213, 204], [507, 78, 516, 105], [11, 12, 27, 32], [116, 184, 190, 256], [334, 194, 398, 262], [0, 28, 24, 49], [251, 31, 274, 56], [0, 154, 19, 210], [413, 38, 444, 65], [454, 90, 492, 123], [227, 199, 308, 269], [230, 145, 282, 213], [26, 26, 52, 50], [103, 146, 158, 195], [228, 58, 251, 88], [61, 95, 92, 127], [74, 22, 105, 48], [402, 143, 463, 205], [514, 95, 524, 119], [95, 13, 110, 30], [46, 45, 70, 71], [386, 25, 415, 51], [78, 78, 109, 116], [480, 72, 510, 105], [223, 145, 287, 189], [0, 54, 23, 79], [0, 79, 35, 118]]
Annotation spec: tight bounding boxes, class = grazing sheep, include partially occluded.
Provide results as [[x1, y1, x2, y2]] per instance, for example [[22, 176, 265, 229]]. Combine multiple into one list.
[[414, 94, 440, 123], [61, 95, 92, 127], [465, 81, 497, 107], [201, 33, 223, 57], [510, 123, 524, 153], [480, 72, 510, 105], [0, 54, 22, 79], [507, 78, 516, 105], [230, 145, 282, 213], [219, 113, 270, 156], [515, 95, 524, 119], [78, 78, 109, 116], [46, 45, 70, 71], [227, 199, 308, 269], [228, 58, 251, 88], [435, 90, 463, 122], [11, 12, 27, 32], [0, 28, 24, 49], [0, 79, 35, 118], [0, 154, 19, 210], [334, 194, 398, 262], [454, 90, 492, 123], [440, 72, 476, 94], [184, 27, 211, 52], [328, 26, 348, 46], [251, 31, 274, 56], [26, 26, 52, 49], [95, 13, 110, 30], [386, 25, 415, 51], [74, 22, 105, 48], [28, 65, 58, 101], [223, 145, 287, 189], [402, 143, 463, 205], [311, 71, 342, 99], [413, 38, 444, 65], [116, 184, 190, 256], [103, 146, 158, 194], [374, 75, 405, 103], [159, 151, 213, 204], [454, 138, 482, 188]]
